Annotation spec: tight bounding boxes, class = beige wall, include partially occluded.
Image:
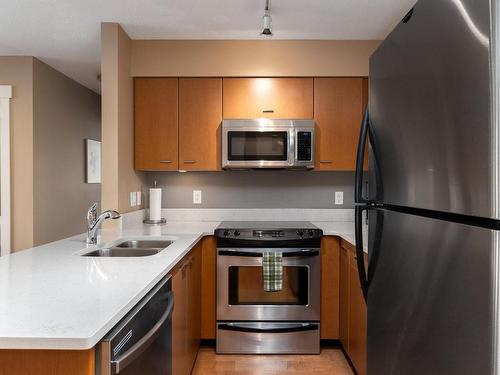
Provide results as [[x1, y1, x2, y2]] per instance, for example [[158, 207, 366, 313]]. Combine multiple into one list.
[[32, 59, 101, 246], [0, 57, 34, 251], [131, 40, 380, 77], [0, 57, 101, 251], [101, 23, 146, 214]]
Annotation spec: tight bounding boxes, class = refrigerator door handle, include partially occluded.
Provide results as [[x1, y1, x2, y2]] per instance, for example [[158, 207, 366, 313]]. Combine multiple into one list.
[[355, 108, 384, 204], [355, 109, 370, 203], [355, 205, 369, 301]]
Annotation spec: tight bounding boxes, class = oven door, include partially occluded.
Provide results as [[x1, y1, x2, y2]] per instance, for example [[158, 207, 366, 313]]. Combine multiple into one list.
[[222, 128, 293, 169], [217, 248, 320, 321]]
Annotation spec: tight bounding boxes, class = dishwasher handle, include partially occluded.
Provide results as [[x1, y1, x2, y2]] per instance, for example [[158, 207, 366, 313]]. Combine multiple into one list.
[[112, 291, 174, 374]]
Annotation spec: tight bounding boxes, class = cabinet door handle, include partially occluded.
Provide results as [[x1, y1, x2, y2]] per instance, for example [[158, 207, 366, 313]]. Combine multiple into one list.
[[262, 109, 275, 113], [320, 160, 333, 164], [159, 160, 172, 164], [183, 160, 197, 164], [181, 263, 188, 278]]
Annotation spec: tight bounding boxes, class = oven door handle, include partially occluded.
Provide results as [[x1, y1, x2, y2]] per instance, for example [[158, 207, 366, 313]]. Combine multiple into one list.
[[218, 323, 319, 333], [218, 249, 319, 257], [111, 292, 174, 374]]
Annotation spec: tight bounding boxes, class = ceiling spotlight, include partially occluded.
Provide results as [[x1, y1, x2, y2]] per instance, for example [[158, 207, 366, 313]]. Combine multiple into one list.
[[261, 0, 273, 37]]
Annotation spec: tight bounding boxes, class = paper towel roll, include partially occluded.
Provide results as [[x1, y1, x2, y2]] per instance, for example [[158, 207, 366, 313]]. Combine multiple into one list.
[[149, 188, 162, 221]]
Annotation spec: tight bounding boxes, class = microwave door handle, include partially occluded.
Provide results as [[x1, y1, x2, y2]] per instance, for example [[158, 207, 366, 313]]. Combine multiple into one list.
[[111, 292, 174, 374]]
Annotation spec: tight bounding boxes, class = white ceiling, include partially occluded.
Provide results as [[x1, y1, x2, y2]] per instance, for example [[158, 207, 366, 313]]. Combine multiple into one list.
[[0, 0, 416, 93]]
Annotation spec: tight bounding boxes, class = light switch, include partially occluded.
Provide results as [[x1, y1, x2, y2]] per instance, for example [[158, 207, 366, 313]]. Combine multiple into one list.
[[193, 190, 202, 204], [136, 191, 141, 206], [335, 191, 344, 205], [130, 192, 137, 207]]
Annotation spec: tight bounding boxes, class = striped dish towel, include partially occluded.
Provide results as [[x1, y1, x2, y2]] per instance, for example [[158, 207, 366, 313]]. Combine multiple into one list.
[[263, 251, 283, 292]]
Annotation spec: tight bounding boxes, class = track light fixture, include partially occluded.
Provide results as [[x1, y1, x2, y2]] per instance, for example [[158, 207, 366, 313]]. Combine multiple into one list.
[[261, 0, 273, 37]]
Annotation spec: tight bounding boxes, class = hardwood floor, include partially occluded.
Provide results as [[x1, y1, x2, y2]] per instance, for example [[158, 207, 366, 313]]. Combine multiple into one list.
[[192, 347, 354, 375]]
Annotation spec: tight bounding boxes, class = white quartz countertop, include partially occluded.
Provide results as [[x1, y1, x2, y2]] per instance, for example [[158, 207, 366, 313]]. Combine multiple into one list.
[[0, 219, 364, 350]]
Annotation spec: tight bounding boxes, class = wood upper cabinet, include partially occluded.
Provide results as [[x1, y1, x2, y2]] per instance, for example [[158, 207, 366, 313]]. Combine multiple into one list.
[[320, 236, 340, 339], [134, 78, 178, 171], [314, 78, 368, 171], [179, 78, 222, 171], [223, 78, 314, 119]]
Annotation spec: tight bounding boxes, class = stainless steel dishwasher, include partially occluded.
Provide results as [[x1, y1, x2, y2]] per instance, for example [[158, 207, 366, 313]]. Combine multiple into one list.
[[97, 275, 174, 375]]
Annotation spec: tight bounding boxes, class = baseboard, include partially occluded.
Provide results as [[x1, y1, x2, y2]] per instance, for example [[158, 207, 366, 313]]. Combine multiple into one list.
[[338, 343, 359, 375], [320, 339, 341, 347], [203, 339, 344, 348], [200, 339, 216, 346]]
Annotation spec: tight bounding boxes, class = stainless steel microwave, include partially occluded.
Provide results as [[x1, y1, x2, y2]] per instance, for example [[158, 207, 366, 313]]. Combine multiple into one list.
[[222, 119, 315, 169]]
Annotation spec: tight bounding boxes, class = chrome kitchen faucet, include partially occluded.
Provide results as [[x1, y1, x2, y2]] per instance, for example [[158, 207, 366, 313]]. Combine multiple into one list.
[[86, 202, 121, 245]]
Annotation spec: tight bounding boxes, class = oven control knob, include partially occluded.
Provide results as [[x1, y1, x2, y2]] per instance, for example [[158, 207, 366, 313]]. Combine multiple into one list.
[[296, 230, 304, 237], [234, 230, 241, 237], [308, 230, 315, 237], [223, 230, 230, 237]]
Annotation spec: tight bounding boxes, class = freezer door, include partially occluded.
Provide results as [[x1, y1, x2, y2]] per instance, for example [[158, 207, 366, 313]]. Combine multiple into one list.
[[368, 0, 498, 218], [367, 209, 496, 375]]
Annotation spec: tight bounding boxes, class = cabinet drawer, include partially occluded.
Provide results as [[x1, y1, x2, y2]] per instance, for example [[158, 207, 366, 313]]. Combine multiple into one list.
[[217, 322, 320, 354]]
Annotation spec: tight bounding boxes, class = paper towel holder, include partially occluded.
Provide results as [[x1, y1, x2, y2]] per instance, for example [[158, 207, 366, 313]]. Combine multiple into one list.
[[143, 181, 167, 225], [143, 218, 167, 225]]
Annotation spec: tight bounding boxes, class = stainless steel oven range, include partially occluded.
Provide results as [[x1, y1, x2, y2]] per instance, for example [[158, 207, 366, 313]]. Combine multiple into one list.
[[215, 221, 323, 354]]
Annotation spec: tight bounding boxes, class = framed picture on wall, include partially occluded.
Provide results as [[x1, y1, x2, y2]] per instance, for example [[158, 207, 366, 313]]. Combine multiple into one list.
[[86, 139, 101, 184]]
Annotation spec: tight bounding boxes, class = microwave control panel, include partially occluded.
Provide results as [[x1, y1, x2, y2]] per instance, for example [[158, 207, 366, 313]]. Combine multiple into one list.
[[296, 131, 312, 161]]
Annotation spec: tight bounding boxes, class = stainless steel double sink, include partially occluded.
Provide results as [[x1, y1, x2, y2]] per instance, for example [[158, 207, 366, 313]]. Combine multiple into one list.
[[82, 239, 173, 257]]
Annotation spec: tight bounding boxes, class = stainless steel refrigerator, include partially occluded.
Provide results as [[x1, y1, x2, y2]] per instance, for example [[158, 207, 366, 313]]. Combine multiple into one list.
[[354, 0, 500, 374]]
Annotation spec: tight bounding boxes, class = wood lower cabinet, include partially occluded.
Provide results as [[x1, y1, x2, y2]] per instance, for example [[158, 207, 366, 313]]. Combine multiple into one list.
[[349, 251, 367, 375], [320, 236, 341, 339], [339, 243, 350, 350], [187, 243, 202, 368], [0, 349, 95, 375], [223, 77, 314, 119], [179, 78, 222, 171], [340, 239, 367, 375], [201, 236, 217, 340], [314, 78, 368, 171], [134, 78, 178, 171], [172, 242, 202, 375], [172, 257, 190, 375]]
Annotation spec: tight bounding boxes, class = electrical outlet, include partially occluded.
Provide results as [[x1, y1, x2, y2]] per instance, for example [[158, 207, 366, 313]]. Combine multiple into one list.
[[136, 191, 141, 206], [335, 191, 344, 205], [130, 192, 137, 207], [193, 190, 202, 204]]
